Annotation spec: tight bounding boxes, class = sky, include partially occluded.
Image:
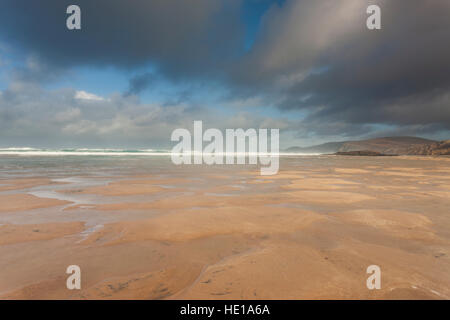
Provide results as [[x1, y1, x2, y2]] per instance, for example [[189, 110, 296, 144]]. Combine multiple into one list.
[[0, 0, 449, 149]]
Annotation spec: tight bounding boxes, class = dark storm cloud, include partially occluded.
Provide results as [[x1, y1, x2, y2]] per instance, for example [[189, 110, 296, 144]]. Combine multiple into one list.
[[231, 0, 450, 134], [1, 0, 449, 141], [0, 0, 244, 79]]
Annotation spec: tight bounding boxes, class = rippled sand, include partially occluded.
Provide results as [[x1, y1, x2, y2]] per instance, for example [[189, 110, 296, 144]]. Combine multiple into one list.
[[0, 155, 449, 299]]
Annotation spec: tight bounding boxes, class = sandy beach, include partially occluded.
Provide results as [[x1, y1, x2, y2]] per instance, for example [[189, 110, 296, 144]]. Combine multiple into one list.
[[0, 155, 449, 299]]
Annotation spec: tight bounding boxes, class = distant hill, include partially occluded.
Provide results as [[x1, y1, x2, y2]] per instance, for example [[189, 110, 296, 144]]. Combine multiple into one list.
[[285, 136, 450, 155]]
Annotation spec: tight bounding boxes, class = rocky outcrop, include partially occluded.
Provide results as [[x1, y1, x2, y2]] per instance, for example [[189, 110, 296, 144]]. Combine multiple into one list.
[[411, 140, 450, 155]]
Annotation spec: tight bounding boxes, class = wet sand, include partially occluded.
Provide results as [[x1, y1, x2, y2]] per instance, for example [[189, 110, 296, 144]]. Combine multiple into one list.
[[0, 155, 449, 299]]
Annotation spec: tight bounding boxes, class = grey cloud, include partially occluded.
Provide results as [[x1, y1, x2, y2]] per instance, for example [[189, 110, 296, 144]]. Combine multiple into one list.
[[124, 73, 156, 97], [231, 0, 450, 136], [1, 0, 449, 143], [0, 80, 295, 148], [0, 0, 244, 79]]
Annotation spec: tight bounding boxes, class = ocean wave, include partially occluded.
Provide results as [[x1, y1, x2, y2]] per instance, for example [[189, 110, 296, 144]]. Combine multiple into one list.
[[0, 148, 321, 156], [0, 147, 171, 156]]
